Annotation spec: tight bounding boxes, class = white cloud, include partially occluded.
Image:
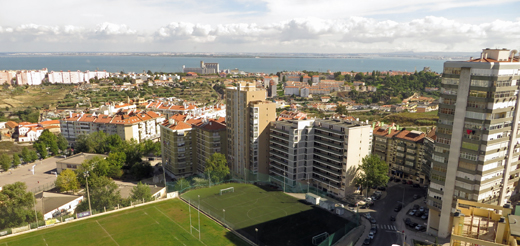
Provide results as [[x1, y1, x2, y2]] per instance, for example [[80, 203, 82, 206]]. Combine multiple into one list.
[[1, 16, 520, 52]]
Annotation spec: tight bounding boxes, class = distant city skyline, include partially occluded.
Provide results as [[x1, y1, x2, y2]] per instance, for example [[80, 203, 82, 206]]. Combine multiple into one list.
[[1, 0, 519, 53]]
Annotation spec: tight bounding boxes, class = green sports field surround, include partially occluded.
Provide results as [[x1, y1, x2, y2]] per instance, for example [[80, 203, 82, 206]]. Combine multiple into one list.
[[181, 183, 350, 246], [0, 199, 247, 246]]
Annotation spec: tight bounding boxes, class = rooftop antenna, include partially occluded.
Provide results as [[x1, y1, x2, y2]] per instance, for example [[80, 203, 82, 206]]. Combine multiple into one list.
[[511, 50, 518, 62]]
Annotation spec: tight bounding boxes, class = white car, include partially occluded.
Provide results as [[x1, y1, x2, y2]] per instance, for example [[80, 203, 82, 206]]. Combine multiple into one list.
[[365, 213, 372, 219], [368, 231, 375, 240]]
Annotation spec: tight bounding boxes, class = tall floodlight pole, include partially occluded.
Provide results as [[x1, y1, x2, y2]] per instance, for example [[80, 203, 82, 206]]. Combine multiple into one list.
[[223, 209, 226, 224], [283, 172, 286, 193], [189, 199, 192, 234], [307, 181, 310, 194], [198, 195, 201, 240], [255, 228, 259, 244], [84, 171, 92, 215], [162, 161, 167, 190]]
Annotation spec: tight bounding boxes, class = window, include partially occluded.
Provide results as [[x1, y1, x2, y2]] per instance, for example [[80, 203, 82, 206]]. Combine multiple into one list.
[[460, 152, 478, 161], [440, 97, 456, 105], [432, 154, 445, 163], [432, 174, 446, 182], [467, 100, 486, 109], [440, 108, 455, 115], [465, 122, 483, 130], [468, 90, 488, 98], [432, 165, 447, 172], [444, 67, 461, 75], [471, 79, 492, 87], [436, 137, 451, 145], [459, 161, 476, 171], [442, 78, 460, 85], [437, 127, 452, 135]]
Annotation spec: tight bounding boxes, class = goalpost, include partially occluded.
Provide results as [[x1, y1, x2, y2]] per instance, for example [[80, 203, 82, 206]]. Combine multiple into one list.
[[312, 232, 329, 245], [220, 187, 234, 195]]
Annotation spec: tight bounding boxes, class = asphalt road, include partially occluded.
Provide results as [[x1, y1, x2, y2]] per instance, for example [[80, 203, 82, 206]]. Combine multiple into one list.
[[365, 182, 427, 246]]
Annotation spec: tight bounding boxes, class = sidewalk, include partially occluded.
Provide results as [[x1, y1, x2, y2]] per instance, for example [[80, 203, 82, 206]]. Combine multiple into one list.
[[353, 213, 371, 246], [395, 198, 450, 246]]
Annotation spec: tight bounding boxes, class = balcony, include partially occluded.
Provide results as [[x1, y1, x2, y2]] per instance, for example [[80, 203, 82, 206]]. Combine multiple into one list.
[[313, 145, 343, 157], [313, 151, 343, 164], [270, 151, 289, 160], [314, 132, 344, 143], [270, 133, 289, 142], [269, 143, 289, 152], [312, 170, 341, 182], [313, 158, 342, 170], [314, 139, 343, 150]]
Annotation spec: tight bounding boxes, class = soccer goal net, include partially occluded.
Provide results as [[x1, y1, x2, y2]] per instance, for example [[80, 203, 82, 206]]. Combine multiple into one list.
[[312, 232, 329, 245], [220, 187, 234, 195]]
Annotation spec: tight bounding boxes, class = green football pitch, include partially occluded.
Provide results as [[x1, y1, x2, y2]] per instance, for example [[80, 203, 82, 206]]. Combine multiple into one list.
[[181, 183, 349, 246], [0, 199, 247, 246]]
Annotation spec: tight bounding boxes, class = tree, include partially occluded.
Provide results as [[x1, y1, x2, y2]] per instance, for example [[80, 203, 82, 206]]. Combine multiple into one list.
[[130, 161, 153, 180], [33, 142, 47, 159], [335, 104, 348, 115], [21, 147, 30, 163], [0, 153, 11, 171], [173, 177, 190, 191], [49, 141, 60, 156], [205, 153, 230, 183], [12, 153, 20, 167], [129, 182, 152, 202], [354, 155, 389, 197], [57, 134, 68, 152], [75, 176, 121, 213], [55, 169, 79, 193], [0, 182, 42, 230], [29, 150, 39, 163]]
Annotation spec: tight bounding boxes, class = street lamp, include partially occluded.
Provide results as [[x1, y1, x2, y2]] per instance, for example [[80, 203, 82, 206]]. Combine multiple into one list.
[[162, 161, 167, 191], [283, 172, 286, 193], [307, 181, 310, 194], [255, 228, 258, 244], [84, 171, 92, 215], [223, 209, 226, 224]]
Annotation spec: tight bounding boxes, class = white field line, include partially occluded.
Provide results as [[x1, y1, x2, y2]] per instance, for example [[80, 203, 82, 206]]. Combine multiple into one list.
[[96, 220, 121, 246]]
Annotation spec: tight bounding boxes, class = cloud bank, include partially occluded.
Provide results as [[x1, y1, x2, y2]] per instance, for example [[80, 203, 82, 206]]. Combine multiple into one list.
[[1, 17, 519, 52]]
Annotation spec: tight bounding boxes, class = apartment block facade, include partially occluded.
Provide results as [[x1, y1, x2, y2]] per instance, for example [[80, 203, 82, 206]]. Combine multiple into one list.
[[428, 48, 520, 238], [269, 118, 373, 198], [160, 115, 227, 177], [226, 82, 276, 177], [60, 110, 164, 144], [372, 125, 434, 184]]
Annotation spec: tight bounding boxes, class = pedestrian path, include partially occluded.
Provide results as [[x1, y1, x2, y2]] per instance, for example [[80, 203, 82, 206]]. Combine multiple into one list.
[[375, 224, 397, 230]]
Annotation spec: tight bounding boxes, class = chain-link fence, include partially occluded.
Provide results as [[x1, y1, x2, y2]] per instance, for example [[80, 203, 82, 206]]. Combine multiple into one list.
[[170, 169, 362, 246]]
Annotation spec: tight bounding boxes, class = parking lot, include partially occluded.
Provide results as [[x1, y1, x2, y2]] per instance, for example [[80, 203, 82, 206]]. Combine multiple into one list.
[[0, 156, 60, 192]]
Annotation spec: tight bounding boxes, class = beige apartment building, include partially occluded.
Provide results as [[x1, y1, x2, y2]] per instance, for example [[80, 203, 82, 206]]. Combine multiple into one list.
[[226, 82, 276, 177], [60, 110, 165, 144], [428, 48, 520, 238], [269, 117, 373, 198], [160, 114, 227, 177]]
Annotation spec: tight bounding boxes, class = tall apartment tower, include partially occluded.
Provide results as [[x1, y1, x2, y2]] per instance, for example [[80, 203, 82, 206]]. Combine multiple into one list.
[[226, 82, 276, 177], [428, 48, 520, 237]]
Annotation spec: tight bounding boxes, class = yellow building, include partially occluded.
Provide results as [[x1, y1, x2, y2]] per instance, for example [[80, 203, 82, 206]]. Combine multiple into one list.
[[451, 199, 519, 246], [225, 82, 276, 177]]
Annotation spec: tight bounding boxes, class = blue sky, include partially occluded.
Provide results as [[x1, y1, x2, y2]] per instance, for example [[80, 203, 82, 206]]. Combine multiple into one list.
[[0, 0, 519, 53]]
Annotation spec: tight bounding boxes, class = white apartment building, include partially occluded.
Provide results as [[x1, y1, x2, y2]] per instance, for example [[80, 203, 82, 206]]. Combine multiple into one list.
[[48, 70, 109, 84], [428, 48, 520, 238], [269, 118, 373, 198]]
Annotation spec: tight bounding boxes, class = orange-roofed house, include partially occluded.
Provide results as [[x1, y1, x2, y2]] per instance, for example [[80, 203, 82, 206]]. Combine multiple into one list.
[[15, 122, 44, 142], [160, 115, 227, 177], [39, 120, 61, 135], [60, 110, 165, 144]]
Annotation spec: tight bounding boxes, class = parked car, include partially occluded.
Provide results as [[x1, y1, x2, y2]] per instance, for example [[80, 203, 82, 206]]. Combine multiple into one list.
[[409, 210, 416, 216], [368, 231, 375, 239], [407, 181, 413, 185], [413, 194, 421, 199], [365, 213, 372, 219], [394, 178, 401, 182], [419, 206, 425, 212], [390, 215, 396, 221], [413, 183, 420, 188], [370, 227, 377, 235], [415, 211, 424, 217], [415, 225, 426, 232], [363, 238, 371, 245], [421, 214, 428, 220], [370, 218, 377, 224], [377, 186, 386, 191], [402, 180, 408, 184], [413, 204, 420, 210], [394, 204, 402, 212], [404, 218, 412, 227], [411, 222, 418, 228]]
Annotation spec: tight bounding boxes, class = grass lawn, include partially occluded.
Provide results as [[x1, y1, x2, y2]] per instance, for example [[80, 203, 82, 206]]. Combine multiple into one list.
[[0, 199, 246, 246], [182, 183, 349, 246]]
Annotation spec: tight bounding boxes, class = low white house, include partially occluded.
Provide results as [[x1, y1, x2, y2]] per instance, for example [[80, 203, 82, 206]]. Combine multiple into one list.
[[35, 192, 84, 220]]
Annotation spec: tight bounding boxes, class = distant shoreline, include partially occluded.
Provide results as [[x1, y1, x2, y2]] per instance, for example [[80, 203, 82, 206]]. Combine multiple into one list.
[[0, 53, 466, 60]]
